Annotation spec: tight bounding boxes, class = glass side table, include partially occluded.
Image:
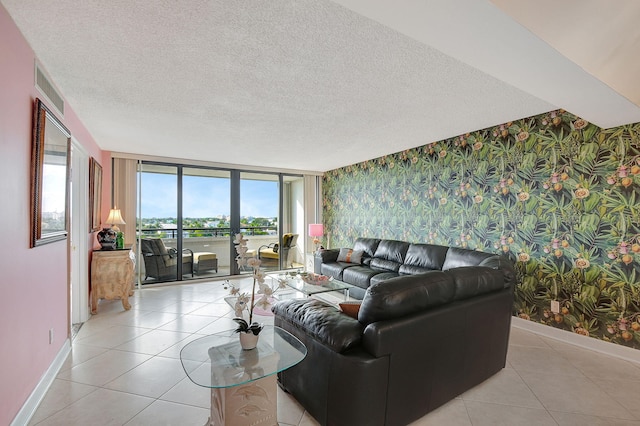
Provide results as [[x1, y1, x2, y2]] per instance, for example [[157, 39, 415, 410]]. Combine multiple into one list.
[[180, 326, 306, 426]]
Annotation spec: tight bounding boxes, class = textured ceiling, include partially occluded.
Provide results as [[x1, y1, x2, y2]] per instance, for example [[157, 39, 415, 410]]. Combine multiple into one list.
[[2, 0, 639, 173]]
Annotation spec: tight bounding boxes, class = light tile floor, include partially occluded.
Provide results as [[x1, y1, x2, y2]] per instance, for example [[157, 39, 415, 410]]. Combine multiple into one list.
[[29, 278, 640, 426]]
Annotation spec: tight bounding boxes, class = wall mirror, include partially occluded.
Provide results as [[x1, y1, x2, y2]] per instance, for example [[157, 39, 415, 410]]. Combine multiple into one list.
[[89, 157, 103, 232], [30, 98, 71, 247]]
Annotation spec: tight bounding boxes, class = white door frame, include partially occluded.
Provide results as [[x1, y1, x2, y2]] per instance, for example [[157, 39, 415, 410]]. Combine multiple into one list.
[[70, 138, 90, 325]]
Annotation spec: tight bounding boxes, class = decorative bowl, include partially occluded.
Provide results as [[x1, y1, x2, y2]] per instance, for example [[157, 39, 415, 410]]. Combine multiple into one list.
[[300, 272, 332, 286]]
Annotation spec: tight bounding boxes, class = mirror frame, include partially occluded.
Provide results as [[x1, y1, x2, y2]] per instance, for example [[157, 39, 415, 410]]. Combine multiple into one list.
[[30, 98, 71, 247], [89, 157, 103, 232]]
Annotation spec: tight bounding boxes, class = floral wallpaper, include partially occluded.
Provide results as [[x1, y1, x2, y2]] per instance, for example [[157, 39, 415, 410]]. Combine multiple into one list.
[[323, 110, 640, 349]]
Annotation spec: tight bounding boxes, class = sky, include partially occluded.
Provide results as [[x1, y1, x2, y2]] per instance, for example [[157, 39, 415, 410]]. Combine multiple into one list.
[[140, 172, 278, 218]]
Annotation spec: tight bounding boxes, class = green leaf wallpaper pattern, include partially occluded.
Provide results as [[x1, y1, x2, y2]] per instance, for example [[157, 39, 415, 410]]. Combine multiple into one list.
[[323, 110, 640, 349]]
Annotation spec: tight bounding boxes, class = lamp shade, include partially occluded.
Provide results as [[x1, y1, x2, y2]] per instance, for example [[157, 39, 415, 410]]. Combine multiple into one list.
[[106, 208, 126, 225], [308, 223, 324, 237]]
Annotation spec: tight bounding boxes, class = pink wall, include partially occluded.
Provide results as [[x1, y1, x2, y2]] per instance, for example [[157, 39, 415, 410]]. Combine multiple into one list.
[[0, 5, 105, 424]]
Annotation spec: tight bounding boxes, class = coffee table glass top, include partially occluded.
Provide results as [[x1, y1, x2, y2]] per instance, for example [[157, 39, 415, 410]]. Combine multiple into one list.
[[270, 272, 353, 297], [180, 326, 306, 389]]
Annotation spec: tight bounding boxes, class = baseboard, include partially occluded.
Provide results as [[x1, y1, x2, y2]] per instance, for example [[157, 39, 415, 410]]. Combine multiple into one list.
[[512, 317, 640, 365], [11, 339, 71, 426]]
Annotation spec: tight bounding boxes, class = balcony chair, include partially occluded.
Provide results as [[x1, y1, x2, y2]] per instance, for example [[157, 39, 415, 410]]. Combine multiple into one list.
[[140, 238, 193, 281], [258, 233, 298, 268]]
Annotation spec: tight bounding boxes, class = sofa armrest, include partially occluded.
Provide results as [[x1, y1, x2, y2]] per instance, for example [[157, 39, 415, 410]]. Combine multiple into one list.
[[479, 256, 516, 288], [314, 249, 340, 274], [272, 299, 364, 353]]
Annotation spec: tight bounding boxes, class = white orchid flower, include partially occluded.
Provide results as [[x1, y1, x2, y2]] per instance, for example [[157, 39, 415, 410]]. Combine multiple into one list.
[[255, 295, 271, 310]]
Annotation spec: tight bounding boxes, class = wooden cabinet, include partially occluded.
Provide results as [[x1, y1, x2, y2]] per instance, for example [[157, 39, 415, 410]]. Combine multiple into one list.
[[90, 247, 135, 314]]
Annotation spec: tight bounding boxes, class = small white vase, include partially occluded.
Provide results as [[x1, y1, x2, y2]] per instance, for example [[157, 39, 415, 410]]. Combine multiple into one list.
[[239, 331, 259, 350]]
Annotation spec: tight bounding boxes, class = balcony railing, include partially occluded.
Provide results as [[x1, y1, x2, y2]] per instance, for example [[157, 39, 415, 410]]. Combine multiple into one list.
[[136, 226, 276, 239]]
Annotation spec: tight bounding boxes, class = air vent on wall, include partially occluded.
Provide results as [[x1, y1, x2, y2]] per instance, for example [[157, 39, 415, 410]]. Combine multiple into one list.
[[35, 62, 64, 117]]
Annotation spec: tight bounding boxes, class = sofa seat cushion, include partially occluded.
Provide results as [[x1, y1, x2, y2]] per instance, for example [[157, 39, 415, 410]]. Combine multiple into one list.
[[321, 262, 357, 281], [342, 266, 385, 289], [271, 299, 364, 353], [358, 272, 455, 325], [370, 271, 400, 286], [447, 266, 506, 300]]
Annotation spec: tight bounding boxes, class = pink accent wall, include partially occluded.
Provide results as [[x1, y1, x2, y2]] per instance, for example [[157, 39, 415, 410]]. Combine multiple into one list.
[[0, 5, 105, 424]]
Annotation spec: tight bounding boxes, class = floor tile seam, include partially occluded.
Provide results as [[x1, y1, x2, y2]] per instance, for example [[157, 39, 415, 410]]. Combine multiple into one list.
[[462, 398, 558, 424], [538, 334, 640, 366], [458, 395, 546, 411], [86, 347, 154, 367], [456, 398, 474, 425], [100, 387, 158, 426], [509, 365, 556, 419], [581, 374, 639, 421], [507, 366, 587, 379], [546, 407, 640, 422], [155, 381, 210, 410], [156, 394, 210, 411], [549, 345, 640, 372], [34, 386, 150, 425], [30, 382, 102, 425], [172, 313, 226, 320], [57, 346, 138, 371], [515, 366, 638, 422]]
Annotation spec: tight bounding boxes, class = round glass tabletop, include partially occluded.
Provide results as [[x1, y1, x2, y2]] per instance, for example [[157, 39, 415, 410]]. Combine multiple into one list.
[[180, 325, 307, 388]]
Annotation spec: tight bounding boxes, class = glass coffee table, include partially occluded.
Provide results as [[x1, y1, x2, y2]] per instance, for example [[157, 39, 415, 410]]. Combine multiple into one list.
[[270, 272, 354, 300], [180, 326, 306, 426]]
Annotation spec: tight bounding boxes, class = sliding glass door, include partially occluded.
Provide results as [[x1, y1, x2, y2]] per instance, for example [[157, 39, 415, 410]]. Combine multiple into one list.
[[138, 164, 182, 283], [240, 173, 305, 272], [182, 168, 231, 276], [136, 161, 304, 284]]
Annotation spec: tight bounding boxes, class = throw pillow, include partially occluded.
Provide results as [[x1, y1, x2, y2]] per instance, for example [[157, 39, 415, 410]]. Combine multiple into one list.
[[337, 248, 364, 264], [339, 301, 362, 319]]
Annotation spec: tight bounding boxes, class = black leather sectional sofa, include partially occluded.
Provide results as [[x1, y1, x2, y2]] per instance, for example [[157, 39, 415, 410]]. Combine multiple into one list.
[[272, 237, 516, 426], [314, 237, 514, 300]]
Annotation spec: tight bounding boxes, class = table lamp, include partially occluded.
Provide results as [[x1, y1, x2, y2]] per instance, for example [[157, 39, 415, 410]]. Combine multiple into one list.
[[106, 207, 126, 249], [106, 208, 126, 232], [308, 223, 324, 253]]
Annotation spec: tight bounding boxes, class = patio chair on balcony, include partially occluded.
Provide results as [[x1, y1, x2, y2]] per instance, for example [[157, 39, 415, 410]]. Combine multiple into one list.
[[140, 238, 193, 281], [258, 233, 298, 268]]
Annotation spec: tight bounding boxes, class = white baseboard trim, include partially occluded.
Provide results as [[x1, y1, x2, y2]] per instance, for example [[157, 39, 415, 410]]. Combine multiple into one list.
[[11, 339, 71, 426], [512, 317, 640, 365]]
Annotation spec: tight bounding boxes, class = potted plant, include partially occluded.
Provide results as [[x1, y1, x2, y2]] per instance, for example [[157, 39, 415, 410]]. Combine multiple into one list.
[[228, 233, 287, 350]]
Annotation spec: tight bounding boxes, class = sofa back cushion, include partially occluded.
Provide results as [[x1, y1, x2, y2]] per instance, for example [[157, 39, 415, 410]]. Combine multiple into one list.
[[358, 272, 455, 325], [370, 240, 410, 272], [353, 238, 381, 266], [442, 247, 494, 270], [446, 266, 506, 301], [399, 243, 449, 275]]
